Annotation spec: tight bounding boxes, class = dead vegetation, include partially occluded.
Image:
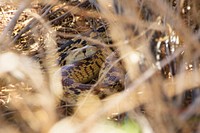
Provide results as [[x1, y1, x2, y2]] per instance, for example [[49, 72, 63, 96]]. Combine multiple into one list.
[[0, 0, 199, 133]]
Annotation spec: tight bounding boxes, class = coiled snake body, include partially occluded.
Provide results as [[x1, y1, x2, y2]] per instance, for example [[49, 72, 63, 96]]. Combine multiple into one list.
[[58, 36, 125, 106]]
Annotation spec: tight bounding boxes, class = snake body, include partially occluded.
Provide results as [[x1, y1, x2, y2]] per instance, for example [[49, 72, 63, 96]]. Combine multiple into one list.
[[58, 35, 125, 106]]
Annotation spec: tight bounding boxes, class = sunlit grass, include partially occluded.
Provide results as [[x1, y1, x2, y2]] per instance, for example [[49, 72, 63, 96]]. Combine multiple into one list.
[[0, 0, 199, 133]]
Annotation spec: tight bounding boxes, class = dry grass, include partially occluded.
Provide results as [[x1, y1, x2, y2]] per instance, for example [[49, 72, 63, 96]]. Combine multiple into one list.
[[0, 0, 199, 133]]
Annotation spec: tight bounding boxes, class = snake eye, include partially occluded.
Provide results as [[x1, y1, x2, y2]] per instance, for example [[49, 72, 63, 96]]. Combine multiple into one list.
[[82, 49, 87, 55], [97, 26, 106, 32]]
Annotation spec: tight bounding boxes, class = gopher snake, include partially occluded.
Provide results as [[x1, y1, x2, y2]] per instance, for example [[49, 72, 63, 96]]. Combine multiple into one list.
[[58, 33, 125, 106]]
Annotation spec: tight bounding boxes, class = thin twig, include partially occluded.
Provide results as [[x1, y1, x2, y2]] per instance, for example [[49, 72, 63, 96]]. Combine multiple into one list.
[[180, 96, 200, 120], [0, 1, 30, 47], [12, 3, 56, 43]]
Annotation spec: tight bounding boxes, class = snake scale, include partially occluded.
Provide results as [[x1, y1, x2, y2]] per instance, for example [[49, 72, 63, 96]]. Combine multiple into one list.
[[58, 31, 125, 106]]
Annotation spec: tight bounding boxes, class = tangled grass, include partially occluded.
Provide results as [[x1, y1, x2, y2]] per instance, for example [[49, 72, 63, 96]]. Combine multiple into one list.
[[0, 0, 199, 133]]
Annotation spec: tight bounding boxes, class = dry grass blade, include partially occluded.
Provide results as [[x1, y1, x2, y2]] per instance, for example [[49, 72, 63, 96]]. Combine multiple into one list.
[[0, 0, 200, 133], [0, 0, 30, 49]]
